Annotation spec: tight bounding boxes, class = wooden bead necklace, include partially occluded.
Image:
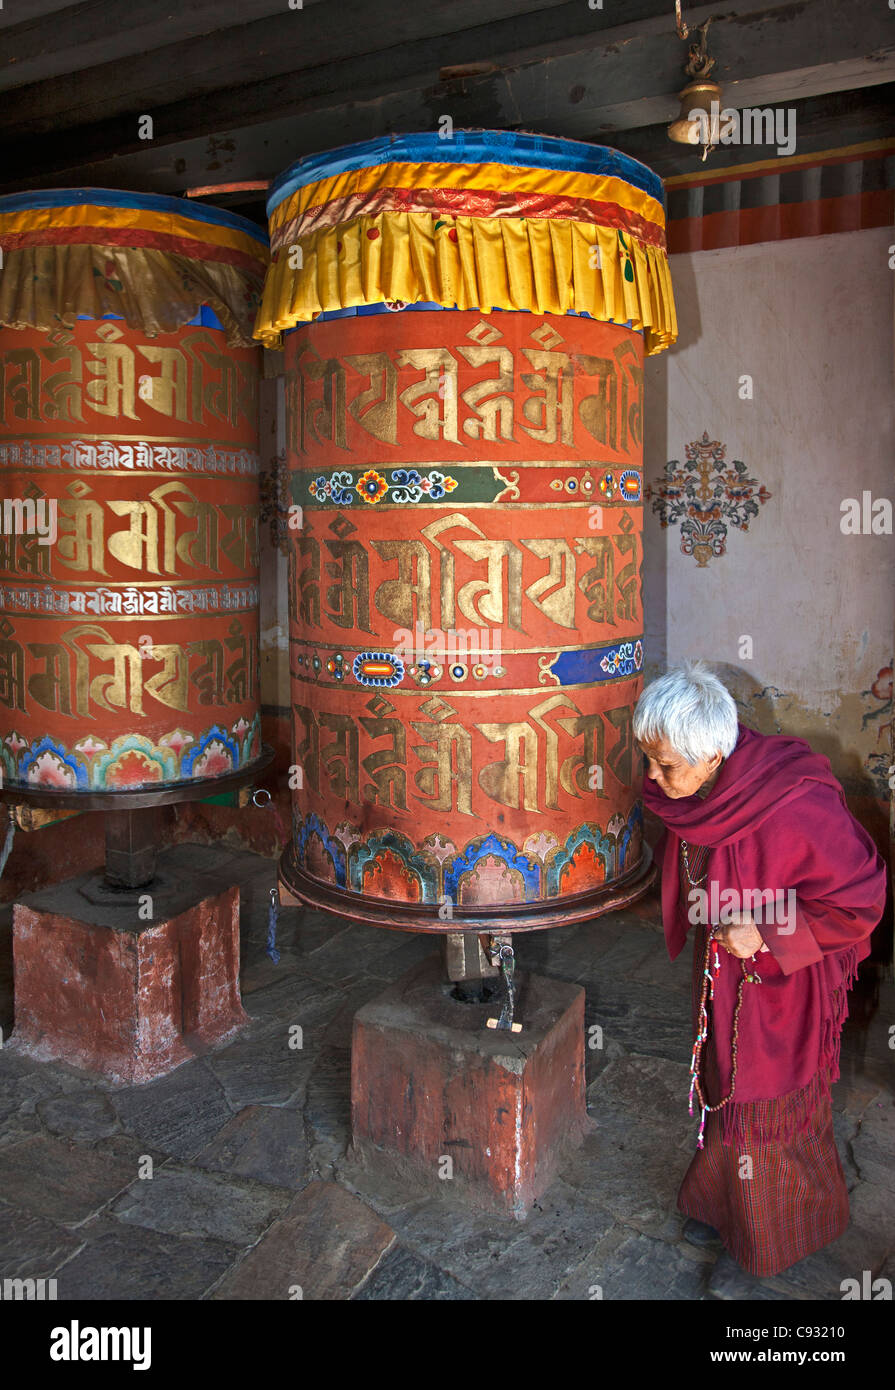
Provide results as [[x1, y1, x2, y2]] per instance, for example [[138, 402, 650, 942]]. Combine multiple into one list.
[[680, 840, 762, 1148]]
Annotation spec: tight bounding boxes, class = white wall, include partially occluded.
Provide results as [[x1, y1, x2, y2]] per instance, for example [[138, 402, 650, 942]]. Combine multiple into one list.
[[643, 228, 894, 800]]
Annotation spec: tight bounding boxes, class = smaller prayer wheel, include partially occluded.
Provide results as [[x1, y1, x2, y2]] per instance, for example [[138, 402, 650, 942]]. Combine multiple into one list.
[[0, 189, 270, 803]]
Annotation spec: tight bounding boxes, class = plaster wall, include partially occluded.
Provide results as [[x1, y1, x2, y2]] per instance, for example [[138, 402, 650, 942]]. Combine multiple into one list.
[[642, 227, 894, 813]]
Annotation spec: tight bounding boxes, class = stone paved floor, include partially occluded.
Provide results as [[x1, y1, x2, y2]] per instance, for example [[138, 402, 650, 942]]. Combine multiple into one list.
[[0, 844, 892, 1301]]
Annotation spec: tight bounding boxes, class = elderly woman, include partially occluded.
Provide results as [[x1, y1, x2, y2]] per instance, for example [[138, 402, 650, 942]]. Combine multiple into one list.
[[633, 661, 887, 1280]]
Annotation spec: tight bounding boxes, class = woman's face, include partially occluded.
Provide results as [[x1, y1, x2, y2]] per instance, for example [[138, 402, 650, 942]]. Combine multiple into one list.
[[637, 734, 723, 799]]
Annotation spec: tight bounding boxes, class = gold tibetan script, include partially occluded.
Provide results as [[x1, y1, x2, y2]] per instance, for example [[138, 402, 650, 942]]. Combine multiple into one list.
[[0, 335, 257, 428], [0, 620, 256, 716], [288, 337, 644, 455], [290, 516, 639, 636], [292, 696, 634, 817]]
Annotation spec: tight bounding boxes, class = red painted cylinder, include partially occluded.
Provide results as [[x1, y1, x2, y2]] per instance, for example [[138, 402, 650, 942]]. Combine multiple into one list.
[[256, 133, 677, 929], [0, 190, 268, 793]]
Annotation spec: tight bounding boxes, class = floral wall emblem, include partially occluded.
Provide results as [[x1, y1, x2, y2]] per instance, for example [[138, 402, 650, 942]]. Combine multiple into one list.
[[259, 449, 291, 555], [862, 664, 893, 797], [646, 431, 772, 567]]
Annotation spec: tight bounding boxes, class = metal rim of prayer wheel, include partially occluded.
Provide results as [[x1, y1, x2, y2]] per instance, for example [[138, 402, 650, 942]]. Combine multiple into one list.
[[256, 131, 677, 932], [0, 744, 275, 811], [280, 837, 655, 933], [0, 188, 270, 805]]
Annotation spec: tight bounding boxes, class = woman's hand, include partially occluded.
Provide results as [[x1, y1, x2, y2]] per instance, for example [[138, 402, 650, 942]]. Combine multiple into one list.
[[712, 913, 770, 959]]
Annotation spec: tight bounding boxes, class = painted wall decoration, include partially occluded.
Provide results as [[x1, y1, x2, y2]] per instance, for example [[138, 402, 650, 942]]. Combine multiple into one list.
[[259, 449, 291, 556], [0, 191, 268, 792], [862, 664, 893, 797], [646, 430, 772, 567]]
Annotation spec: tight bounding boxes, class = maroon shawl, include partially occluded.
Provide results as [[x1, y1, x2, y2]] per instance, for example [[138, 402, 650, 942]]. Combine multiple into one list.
[[644, 724, 887, 1144]]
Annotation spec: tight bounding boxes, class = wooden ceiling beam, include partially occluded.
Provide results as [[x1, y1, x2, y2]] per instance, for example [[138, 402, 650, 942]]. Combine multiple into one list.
[[2, 81, 890, 210], [1, 0, 891, 194], [1, 0, 326, 86], [0, 0, 578, 108], [2, 0, 855, 129], [0, 0, 81, 29]]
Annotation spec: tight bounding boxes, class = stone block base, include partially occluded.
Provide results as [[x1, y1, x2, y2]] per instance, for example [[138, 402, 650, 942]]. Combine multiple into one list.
[[11, 845, 248, 1084], [350, 955, 593, 1219]]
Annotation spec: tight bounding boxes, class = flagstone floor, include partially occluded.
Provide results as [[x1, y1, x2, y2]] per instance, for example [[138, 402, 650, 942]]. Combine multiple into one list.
[[0, 843, 892, 1301]]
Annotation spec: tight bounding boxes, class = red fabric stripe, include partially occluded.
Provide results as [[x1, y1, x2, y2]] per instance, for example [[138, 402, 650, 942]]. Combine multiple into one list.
[[668, 189, 895, 254], [280, 184, 667, 248], [0, 225, 265, 277]]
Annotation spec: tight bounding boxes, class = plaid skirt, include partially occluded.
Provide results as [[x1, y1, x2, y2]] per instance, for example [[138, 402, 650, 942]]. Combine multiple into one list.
[[677, 1094, 849, 1276], [679, 920, 849, 1276]]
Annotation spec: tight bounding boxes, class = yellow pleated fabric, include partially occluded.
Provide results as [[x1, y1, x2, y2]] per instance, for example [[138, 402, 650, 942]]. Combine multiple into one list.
[[0, 201, 268, 346], [0, 245, 265, 347], [254, 207, 677, 353]]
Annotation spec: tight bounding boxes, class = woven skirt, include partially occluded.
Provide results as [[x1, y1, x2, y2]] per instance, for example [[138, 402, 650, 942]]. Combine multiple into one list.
[[679, 918, 851, 1276], [677, 1091, 849, 1276]]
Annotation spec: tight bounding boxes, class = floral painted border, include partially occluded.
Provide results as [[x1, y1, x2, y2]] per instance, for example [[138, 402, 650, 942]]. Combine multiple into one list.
[[308, 467, 458, 505], [0, 713, 262, 790]]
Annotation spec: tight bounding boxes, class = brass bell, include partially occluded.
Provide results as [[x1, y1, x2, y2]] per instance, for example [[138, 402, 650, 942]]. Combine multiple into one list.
[[668, 78, 723, 145]]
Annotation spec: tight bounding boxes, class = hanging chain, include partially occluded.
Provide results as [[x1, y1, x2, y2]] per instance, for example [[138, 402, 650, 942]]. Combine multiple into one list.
[[680, 839, 709, 887], [679, 837, 763, 1146], [675, 2, 716, 78]]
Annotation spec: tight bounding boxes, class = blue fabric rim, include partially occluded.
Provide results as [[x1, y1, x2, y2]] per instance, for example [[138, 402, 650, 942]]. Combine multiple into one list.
[[284, 303, 642, 332], [0, 187, 269, 246], [77, 305, 225, 330], [267, 131, 665, 217]]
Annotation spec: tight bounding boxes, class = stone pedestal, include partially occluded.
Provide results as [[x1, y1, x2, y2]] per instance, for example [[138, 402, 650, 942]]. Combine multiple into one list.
[[350, 956, 593, 1219], [10, 845, 248, 1084]]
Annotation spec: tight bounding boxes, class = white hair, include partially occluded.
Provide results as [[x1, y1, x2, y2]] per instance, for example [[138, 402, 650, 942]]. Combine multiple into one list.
[[633, 660, 739, 765]]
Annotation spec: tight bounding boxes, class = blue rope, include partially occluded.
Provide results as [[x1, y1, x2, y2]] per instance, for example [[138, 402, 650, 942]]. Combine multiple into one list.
[[266, 888, 281, 965]]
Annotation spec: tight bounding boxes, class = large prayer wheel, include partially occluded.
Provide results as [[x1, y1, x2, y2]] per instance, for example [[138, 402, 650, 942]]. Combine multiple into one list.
[[0, 190, 269, 799], [256, 132, 677, 930]]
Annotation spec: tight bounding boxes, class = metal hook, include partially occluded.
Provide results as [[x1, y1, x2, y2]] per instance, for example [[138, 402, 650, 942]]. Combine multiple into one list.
[[675, 2, 715, 78], [485, 940, 522, 1032]]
